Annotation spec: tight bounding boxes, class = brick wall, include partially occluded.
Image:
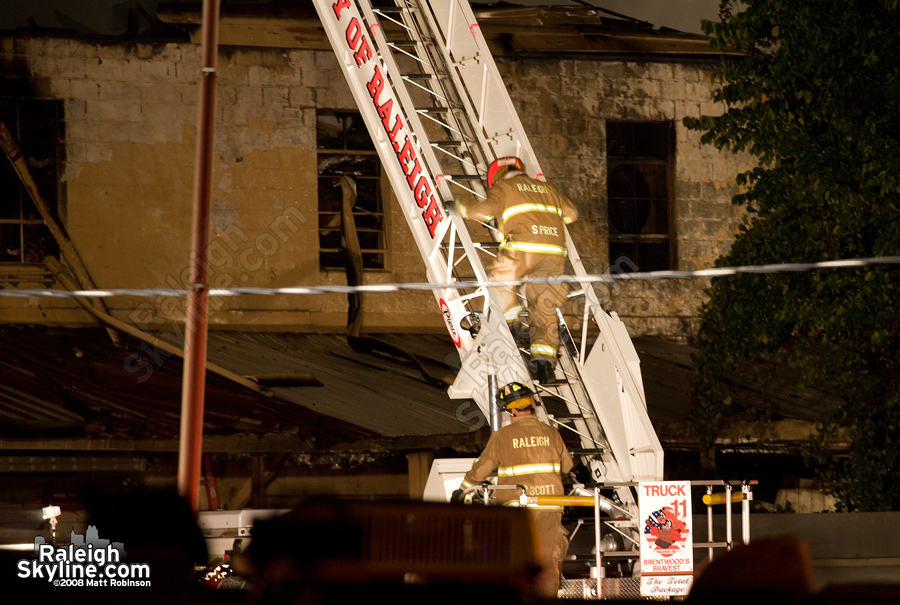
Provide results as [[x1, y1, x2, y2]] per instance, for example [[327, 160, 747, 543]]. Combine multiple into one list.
[[0, 37, 442, 332], [1, 34, 755, 338], [498, 57, 755, 336]]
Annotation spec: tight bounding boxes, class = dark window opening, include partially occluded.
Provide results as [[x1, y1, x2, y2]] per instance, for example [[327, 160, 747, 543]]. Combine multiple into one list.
[[606, 121, 673, 273], [0, 98, 62, 264], [317, 110, 385, 271]]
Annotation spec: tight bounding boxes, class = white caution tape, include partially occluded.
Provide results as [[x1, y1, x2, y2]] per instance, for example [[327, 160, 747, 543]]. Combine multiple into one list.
[[1, 256, 898, 299]]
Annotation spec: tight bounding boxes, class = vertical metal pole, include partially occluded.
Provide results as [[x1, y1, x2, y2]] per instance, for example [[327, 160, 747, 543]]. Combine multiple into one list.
[[488, 373, 500, 431], [742, 482, 751, 545], [445, 1, 454, 55], [579, 297, 589, 362], [724, 483, 733, 550], [706, 484, 714, 561], [177, 0, 220, 512], [478, 63, 487, 130], [444, 222, 456, 282], [594, 486, 602, 599]]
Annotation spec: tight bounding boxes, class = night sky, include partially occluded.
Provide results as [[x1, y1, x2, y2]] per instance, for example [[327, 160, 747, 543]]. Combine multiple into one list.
[[0, 0, 721, 36]]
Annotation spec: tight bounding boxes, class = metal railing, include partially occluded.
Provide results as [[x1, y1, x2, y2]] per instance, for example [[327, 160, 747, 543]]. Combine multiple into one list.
[[459, 479, 757, 600]]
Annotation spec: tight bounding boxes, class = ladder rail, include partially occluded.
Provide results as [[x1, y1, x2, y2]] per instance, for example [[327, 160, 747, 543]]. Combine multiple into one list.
[[415, 0, 540, 174], [386, 0, 491, 176], [346, 0, 493, 318], [565, 232, 662, 481]]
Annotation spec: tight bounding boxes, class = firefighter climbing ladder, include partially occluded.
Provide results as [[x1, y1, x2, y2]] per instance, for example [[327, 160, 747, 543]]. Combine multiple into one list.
[[313, 0, 663, 521]]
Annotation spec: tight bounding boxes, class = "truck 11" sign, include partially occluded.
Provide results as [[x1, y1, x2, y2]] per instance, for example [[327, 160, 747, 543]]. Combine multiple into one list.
[[639, 481, 693, 597]]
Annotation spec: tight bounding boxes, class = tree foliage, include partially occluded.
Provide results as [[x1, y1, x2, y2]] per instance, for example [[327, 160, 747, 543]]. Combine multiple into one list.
[[684, 0, 900, 510]]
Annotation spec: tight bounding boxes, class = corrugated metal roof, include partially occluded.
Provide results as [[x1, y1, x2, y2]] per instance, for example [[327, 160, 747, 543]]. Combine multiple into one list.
[[0, 326, 375, 447], [0, 326, 485, 445], [195, 331, 475, 438], [169, 331, 707, 438], [0, 325, 831, 453]]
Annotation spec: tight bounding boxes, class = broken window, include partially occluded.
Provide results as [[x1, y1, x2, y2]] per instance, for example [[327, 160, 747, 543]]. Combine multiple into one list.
[[317, 110, 386, 271], [606, 121, 673, 273], [0, 98, 61, 264]]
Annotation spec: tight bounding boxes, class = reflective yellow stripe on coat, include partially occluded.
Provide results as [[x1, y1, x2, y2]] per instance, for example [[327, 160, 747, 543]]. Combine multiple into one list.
[[500, 202, 566, 224], [497, 462, 562, 477], [499, 463, 565, 510], [500, 240, 568, 256]]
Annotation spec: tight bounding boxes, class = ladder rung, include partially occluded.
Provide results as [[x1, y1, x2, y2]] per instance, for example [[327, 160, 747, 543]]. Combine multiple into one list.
[[417, 107, 449, 114], [551, 413, 590, 421], [445, 174, 483, 181], [387, 39, 418, 47], [440, 241, 500, 250], [571, 448, 606, 456], [432, 140, 462, 148], [475, 241, 500, 248], [403, 73, 434, 81]]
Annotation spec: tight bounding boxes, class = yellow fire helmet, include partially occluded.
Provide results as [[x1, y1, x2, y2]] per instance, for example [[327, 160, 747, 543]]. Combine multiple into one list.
[[497, 381, 534, 410]]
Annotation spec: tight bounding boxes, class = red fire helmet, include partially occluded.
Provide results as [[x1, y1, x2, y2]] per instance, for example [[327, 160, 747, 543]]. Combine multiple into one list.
[[486, 156, 524, 189]]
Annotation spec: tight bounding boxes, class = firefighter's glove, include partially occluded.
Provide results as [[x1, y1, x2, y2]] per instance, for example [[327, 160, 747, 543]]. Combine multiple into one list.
[[450, 489, 465, 504]]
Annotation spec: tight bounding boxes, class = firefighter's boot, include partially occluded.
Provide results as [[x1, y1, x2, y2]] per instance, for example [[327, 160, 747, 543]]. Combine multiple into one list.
[[531, 359, 564, 385], [509, 319, 531, 351]]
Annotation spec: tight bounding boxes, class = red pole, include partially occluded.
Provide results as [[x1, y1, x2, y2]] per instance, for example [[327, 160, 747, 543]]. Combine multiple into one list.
[[177, 0, 220, 511]]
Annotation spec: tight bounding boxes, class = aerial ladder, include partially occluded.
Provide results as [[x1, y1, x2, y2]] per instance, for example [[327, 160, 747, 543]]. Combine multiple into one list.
[[312, 0, 663, 542]]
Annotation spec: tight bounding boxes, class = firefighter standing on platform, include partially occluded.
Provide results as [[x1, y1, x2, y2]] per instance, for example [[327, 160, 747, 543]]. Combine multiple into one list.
[[452, 382, 574, 596], [456, 157, 578, 384]]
